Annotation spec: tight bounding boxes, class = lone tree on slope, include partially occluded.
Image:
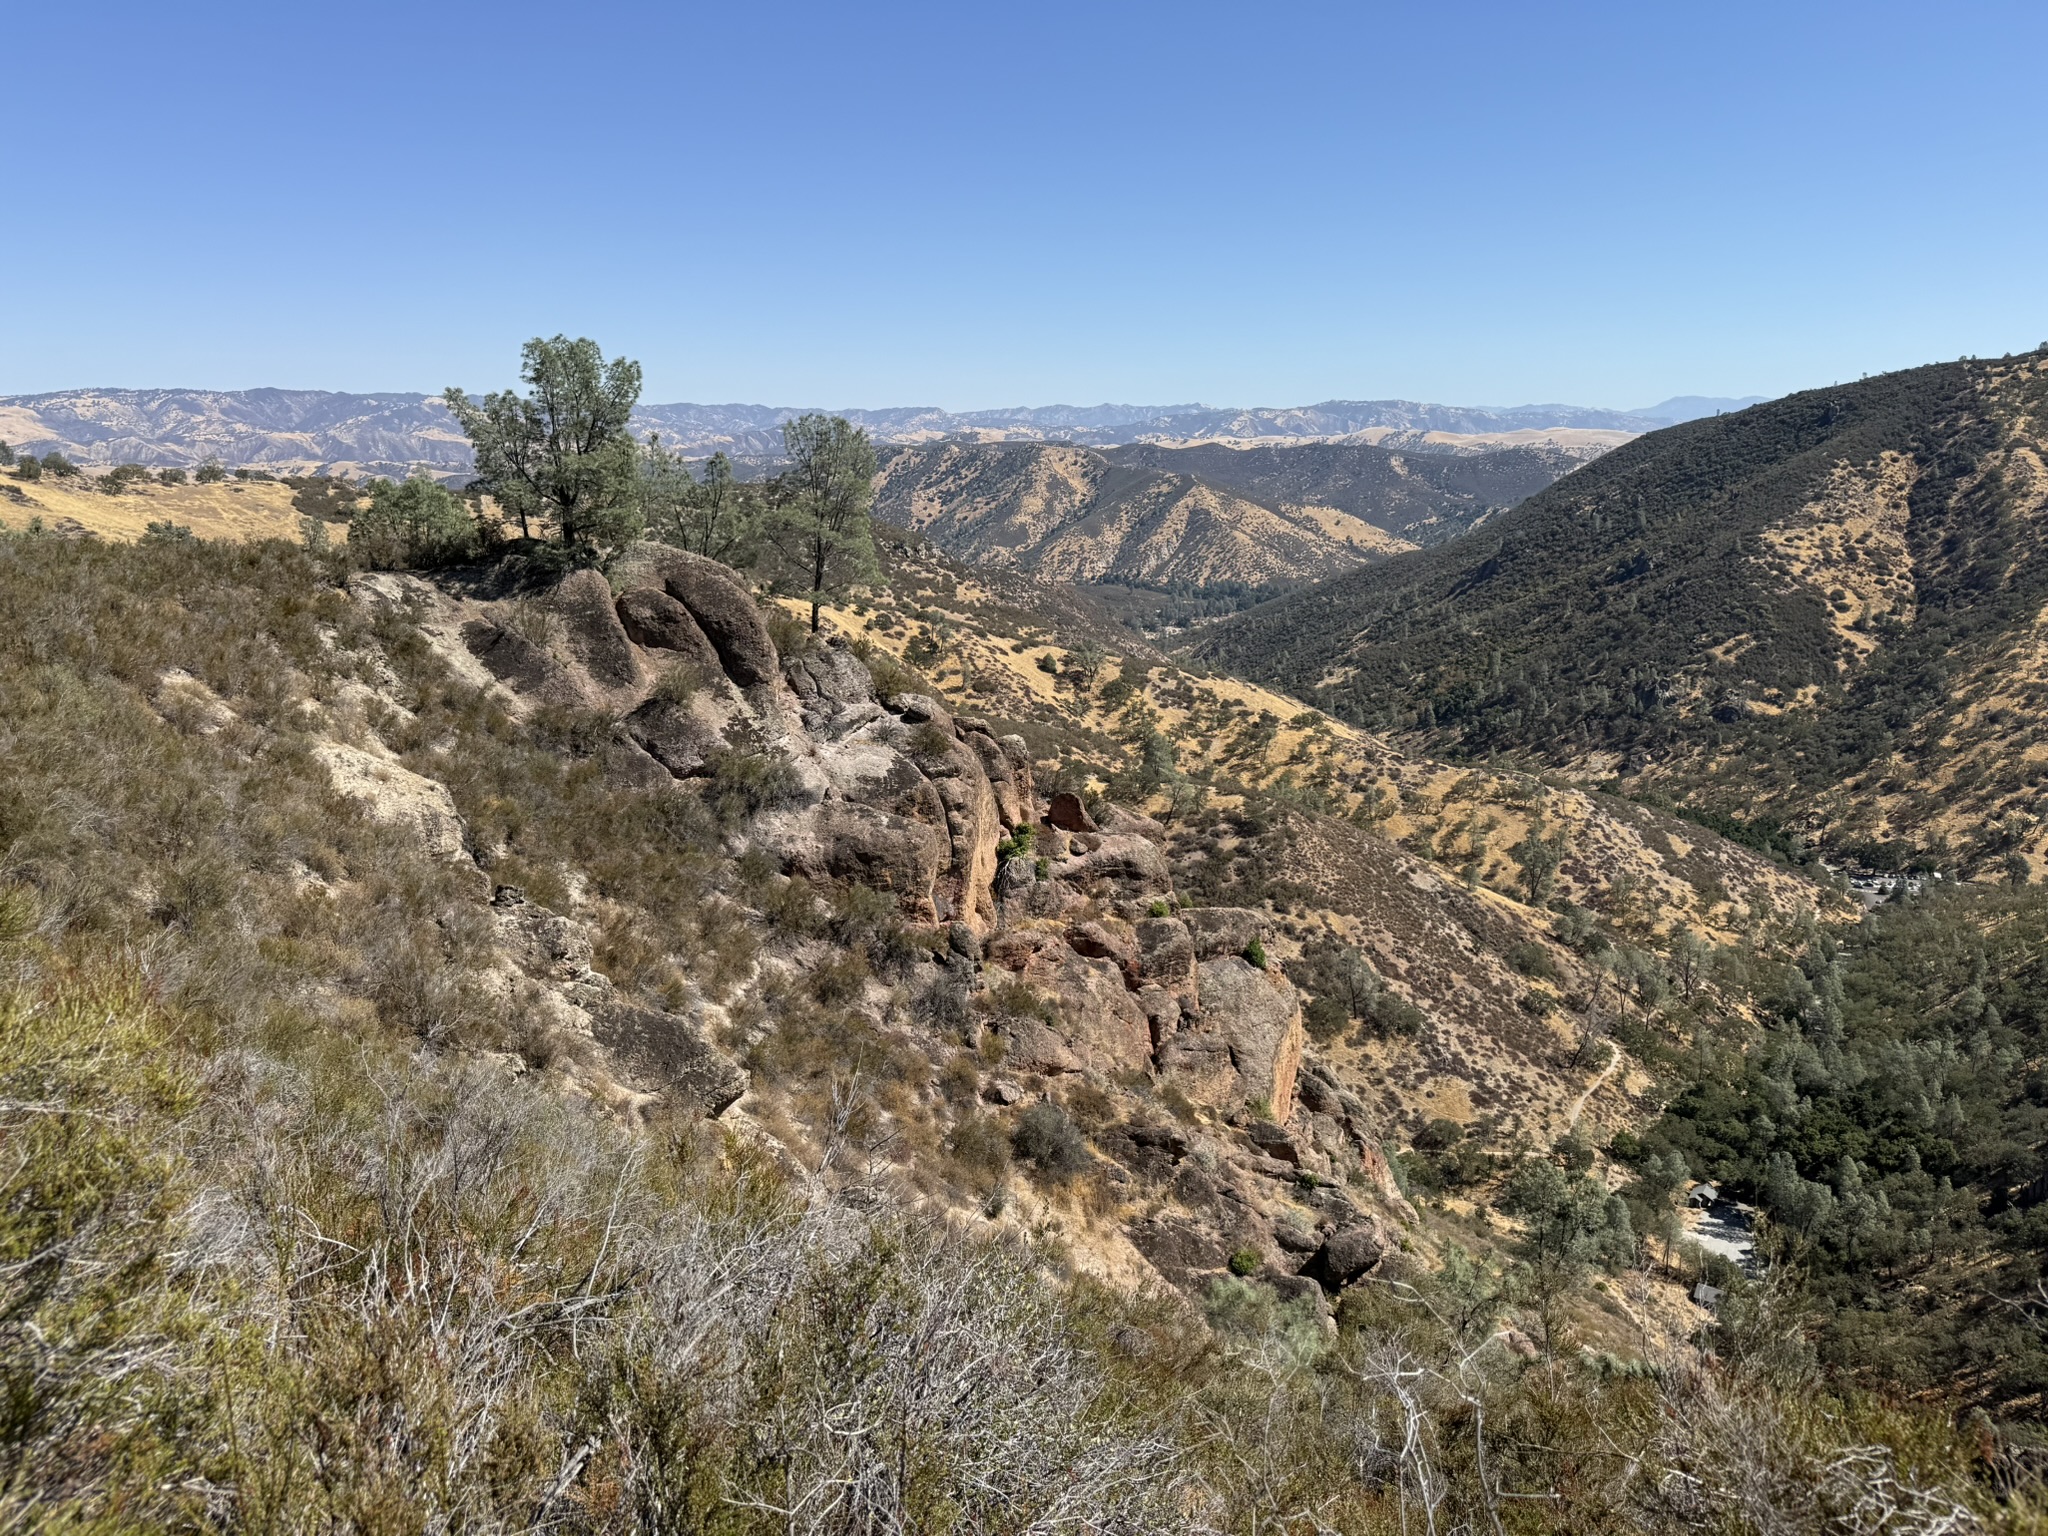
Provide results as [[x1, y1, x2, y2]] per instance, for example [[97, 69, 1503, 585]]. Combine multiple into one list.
[[444, 336, 644, 559], [767, 413, 878, 630]]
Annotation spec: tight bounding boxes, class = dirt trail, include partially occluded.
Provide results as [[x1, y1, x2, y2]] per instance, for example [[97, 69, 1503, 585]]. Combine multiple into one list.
[[1564, 1041, 1621, 1131]]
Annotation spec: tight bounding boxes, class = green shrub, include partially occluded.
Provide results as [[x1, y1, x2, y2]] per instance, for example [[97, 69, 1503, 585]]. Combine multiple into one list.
[[349, 472, 475, 569], [1506, 939, 1557, 979], [1303, 994, 1349, 1043], [99, 462, 153, 495], [194, 458, 226, 483], [1243, 935, 1267, 969], [1227, 1246, 1260, 1276]]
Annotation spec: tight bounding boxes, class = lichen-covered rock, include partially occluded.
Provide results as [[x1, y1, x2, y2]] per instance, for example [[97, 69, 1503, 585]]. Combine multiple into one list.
[[551, 568, 641, 693], [817, 803, 947, 908], [995, 854, 1037, 903], [784, 636, 880, 735], [984, 929, 1152, 1077], [891, 695, 1003, 931], [1134, 917, 1199, 1011], [1134, 983, 1180, 1048], [313, 741, 467, 860], [1159, 956, 1304, 1120], [1065, 918, 1137, 976], [958, 719, 1027, 827], [989, 1014, 1081, 1075], [1097, 804, 1166, 841], [1125, 1214, 1230, 1287]]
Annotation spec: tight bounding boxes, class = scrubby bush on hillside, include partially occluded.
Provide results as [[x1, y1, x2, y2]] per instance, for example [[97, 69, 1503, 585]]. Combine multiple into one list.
[[348, 471, 476, 568]]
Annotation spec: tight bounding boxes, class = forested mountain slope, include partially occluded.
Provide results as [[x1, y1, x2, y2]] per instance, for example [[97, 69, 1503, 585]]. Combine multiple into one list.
[[1193, 349, 2048, 876]]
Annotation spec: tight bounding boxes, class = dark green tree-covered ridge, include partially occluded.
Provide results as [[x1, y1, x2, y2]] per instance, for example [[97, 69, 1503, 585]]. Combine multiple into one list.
[[1189, 349, 2048, 869]]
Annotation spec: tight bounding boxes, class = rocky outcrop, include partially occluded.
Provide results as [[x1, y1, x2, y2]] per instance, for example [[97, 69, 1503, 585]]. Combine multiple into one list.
[[984, 929, 1153, 1077], [312, 741, 468, 861], [626, 545, 780, 688], [368, 544, 1393, 1305], [622, 697, 722, 779], [1158, 954, 1304, 1121], [552, 568, 641, 694], [615, 588, 722, 675], [590, 1001, 748, 1116]]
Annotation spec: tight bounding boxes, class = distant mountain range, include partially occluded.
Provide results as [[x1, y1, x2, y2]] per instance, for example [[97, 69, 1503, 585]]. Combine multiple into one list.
[[0, 388, 1766, 480]]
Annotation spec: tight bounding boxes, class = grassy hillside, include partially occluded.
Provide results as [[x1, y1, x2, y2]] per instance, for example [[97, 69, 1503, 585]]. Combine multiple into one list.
[[1107, 437, 1583, 547], [5, 522, 2043, 1525], [870, 439, 1389, 587], [1, 469, 312, 540], [1193, 349, 2048, 876]]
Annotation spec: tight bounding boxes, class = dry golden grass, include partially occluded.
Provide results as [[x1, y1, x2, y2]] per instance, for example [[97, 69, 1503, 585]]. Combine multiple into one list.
[[2, 472, 312, 541]]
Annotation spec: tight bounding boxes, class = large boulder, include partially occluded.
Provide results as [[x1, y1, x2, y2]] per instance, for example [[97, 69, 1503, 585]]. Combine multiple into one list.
[[1125, 1214, 1231, 1289], [957, 720, 1029, 827], [784, 637, 880, 735], [313, 742, 467, 861], [1158, 956, 1304, 1120], [984, 929, 1153, 1078], [615, 588, 724, 675], [622, 696, 722, 779], [1046, 791, 1098, 833], [890, 696, 1003, 931], [590, 1001, 747, 1116], [551, 569, 641, 693], [817, 803, 946, 909], [1054, 835, 1172, 905], [611, 544, 778, 688], [1134, 917, 1199, 1012], [1302, 1218, 1386, 1291]]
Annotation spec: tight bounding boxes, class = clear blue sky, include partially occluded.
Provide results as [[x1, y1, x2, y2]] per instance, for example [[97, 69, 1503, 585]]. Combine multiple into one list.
[[5, 1, 2044, 409]]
